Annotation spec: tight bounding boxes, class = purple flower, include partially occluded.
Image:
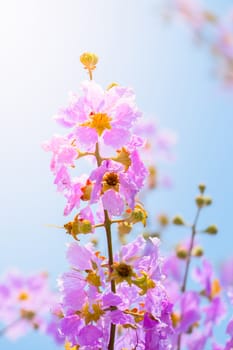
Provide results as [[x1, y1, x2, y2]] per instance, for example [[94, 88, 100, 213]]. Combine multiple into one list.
[[55, 81, 141, 150], [176, 291, 201, 334], [42, 135, 77, 174], [0, 270, 57, 340], [89, 159, 143, 216], [203, 296, 226, 325], [56, 237, 174, 349]]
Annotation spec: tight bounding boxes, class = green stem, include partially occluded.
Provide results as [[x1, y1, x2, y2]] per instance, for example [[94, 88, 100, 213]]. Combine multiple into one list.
[[177, 207, 201, 350], [94, 142, 116, 350]]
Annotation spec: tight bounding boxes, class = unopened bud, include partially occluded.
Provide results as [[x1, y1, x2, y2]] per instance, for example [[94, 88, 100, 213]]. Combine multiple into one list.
[[203, 11, 218, 23], [198, 184, 206, 194], [157, 214, 169, 227], [173, 215, 185, 226], [204, 197, 212, 206], [80, 52, 98, 70], [176, 246, 188, 259], [148, 166, 157, 189], [143, 232, 150, 239], [204, 225, 218, 235], [195, 196, 205, 208], [127, 203, 147, 227], [78, 220, 93, 234], [192, 246, 204, 257]]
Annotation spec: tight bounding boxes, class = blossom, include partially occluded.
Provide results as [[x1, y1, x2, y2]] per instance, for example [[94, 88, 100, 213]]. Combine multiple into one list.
[[56, 236, 174, 349], [42, 135, 77, 174], [89, 159, 146, 216], [55, 81, 141, 151], [225, 318, 233, 350], [170, 0, 207, 31], [0, 270, 57, 340]]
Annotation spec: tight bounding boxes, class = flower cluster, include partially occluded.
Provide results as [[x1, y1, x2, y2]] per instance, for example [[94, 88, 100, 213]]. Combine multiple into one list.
[[56, 236, 174, 349], [43, 78, 147, 220], [166, 0, 233, 88], [41, 53, 177, 349], [0, 270, 57, 340], [164, 255, 226, 349]]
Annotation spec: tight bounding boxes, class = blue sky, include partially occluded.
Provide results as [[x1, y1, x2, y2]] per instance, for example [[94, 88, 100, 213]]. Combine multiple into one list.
[[0, 0, 232, 348]]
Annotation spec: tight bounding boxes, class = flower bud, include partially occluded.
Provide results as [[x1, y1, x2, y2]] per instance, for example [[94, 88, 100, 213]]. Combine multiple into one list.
[[176, 246, 188, 259], [195, 196, 205, 208], [157, 214, 169, 227], [148, 166, 157, 189], [78, 219, 93, 234], [80, 52, 98, 71], [143, 232, 150, 239], [172, 215, 185, 226], [204, 196, 212, 206], [127, 203, 147, 227], [198, 184, 206, 194], [204, 225, 218, 235], [203, 11, 218, 23], [192, 246, 204, 257]]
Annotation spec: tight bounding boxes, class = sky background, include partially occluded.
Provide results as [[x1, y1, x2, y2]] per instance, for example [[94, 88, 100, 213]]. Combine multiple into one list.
[[0, 0, 232, 348]]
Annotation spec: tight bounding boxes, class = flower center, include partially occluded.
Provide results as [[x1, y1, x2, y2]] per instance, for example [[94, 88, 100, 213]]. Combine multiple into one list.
[[81, 303, 104, 324], [102, 172, 120, 192], [81, 112, 112, 136], [18, 291, 29, 301], [104, 172, 119, 186], [116, 262, 133, 277]]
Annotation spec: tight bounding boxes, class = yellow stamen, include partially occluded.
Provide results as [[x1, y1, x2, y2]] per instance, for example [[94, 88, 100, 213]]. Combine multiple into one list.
[[64, 341, 80, 350], [18, 291, 29, 301], [211, 279, 221, 298], [81, 113, 112, 136], [81, 303, 104, 324], [171, 312, 181, 327], [111, 262, 136, 285], [102, 172, 120, 192]]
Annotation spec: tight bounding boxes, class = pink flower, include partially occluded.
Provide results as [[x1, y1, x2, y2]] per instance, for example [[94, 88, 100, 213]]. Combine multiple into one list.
[[0, 271, 57, 340], [89, 159, 144, 216], [55, 81, 141, 151], [56, 237, 174, 349], [42, 135, 77, 174]]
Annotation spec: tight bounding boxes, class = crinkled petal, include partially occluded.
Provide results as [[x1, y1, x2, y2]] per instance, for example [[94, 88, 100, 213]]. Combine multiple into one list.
[[103, 128, 131, 149], [102, 190, 124, 216], [67, 243, 92, 270], [78, 325, 103, 346]]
